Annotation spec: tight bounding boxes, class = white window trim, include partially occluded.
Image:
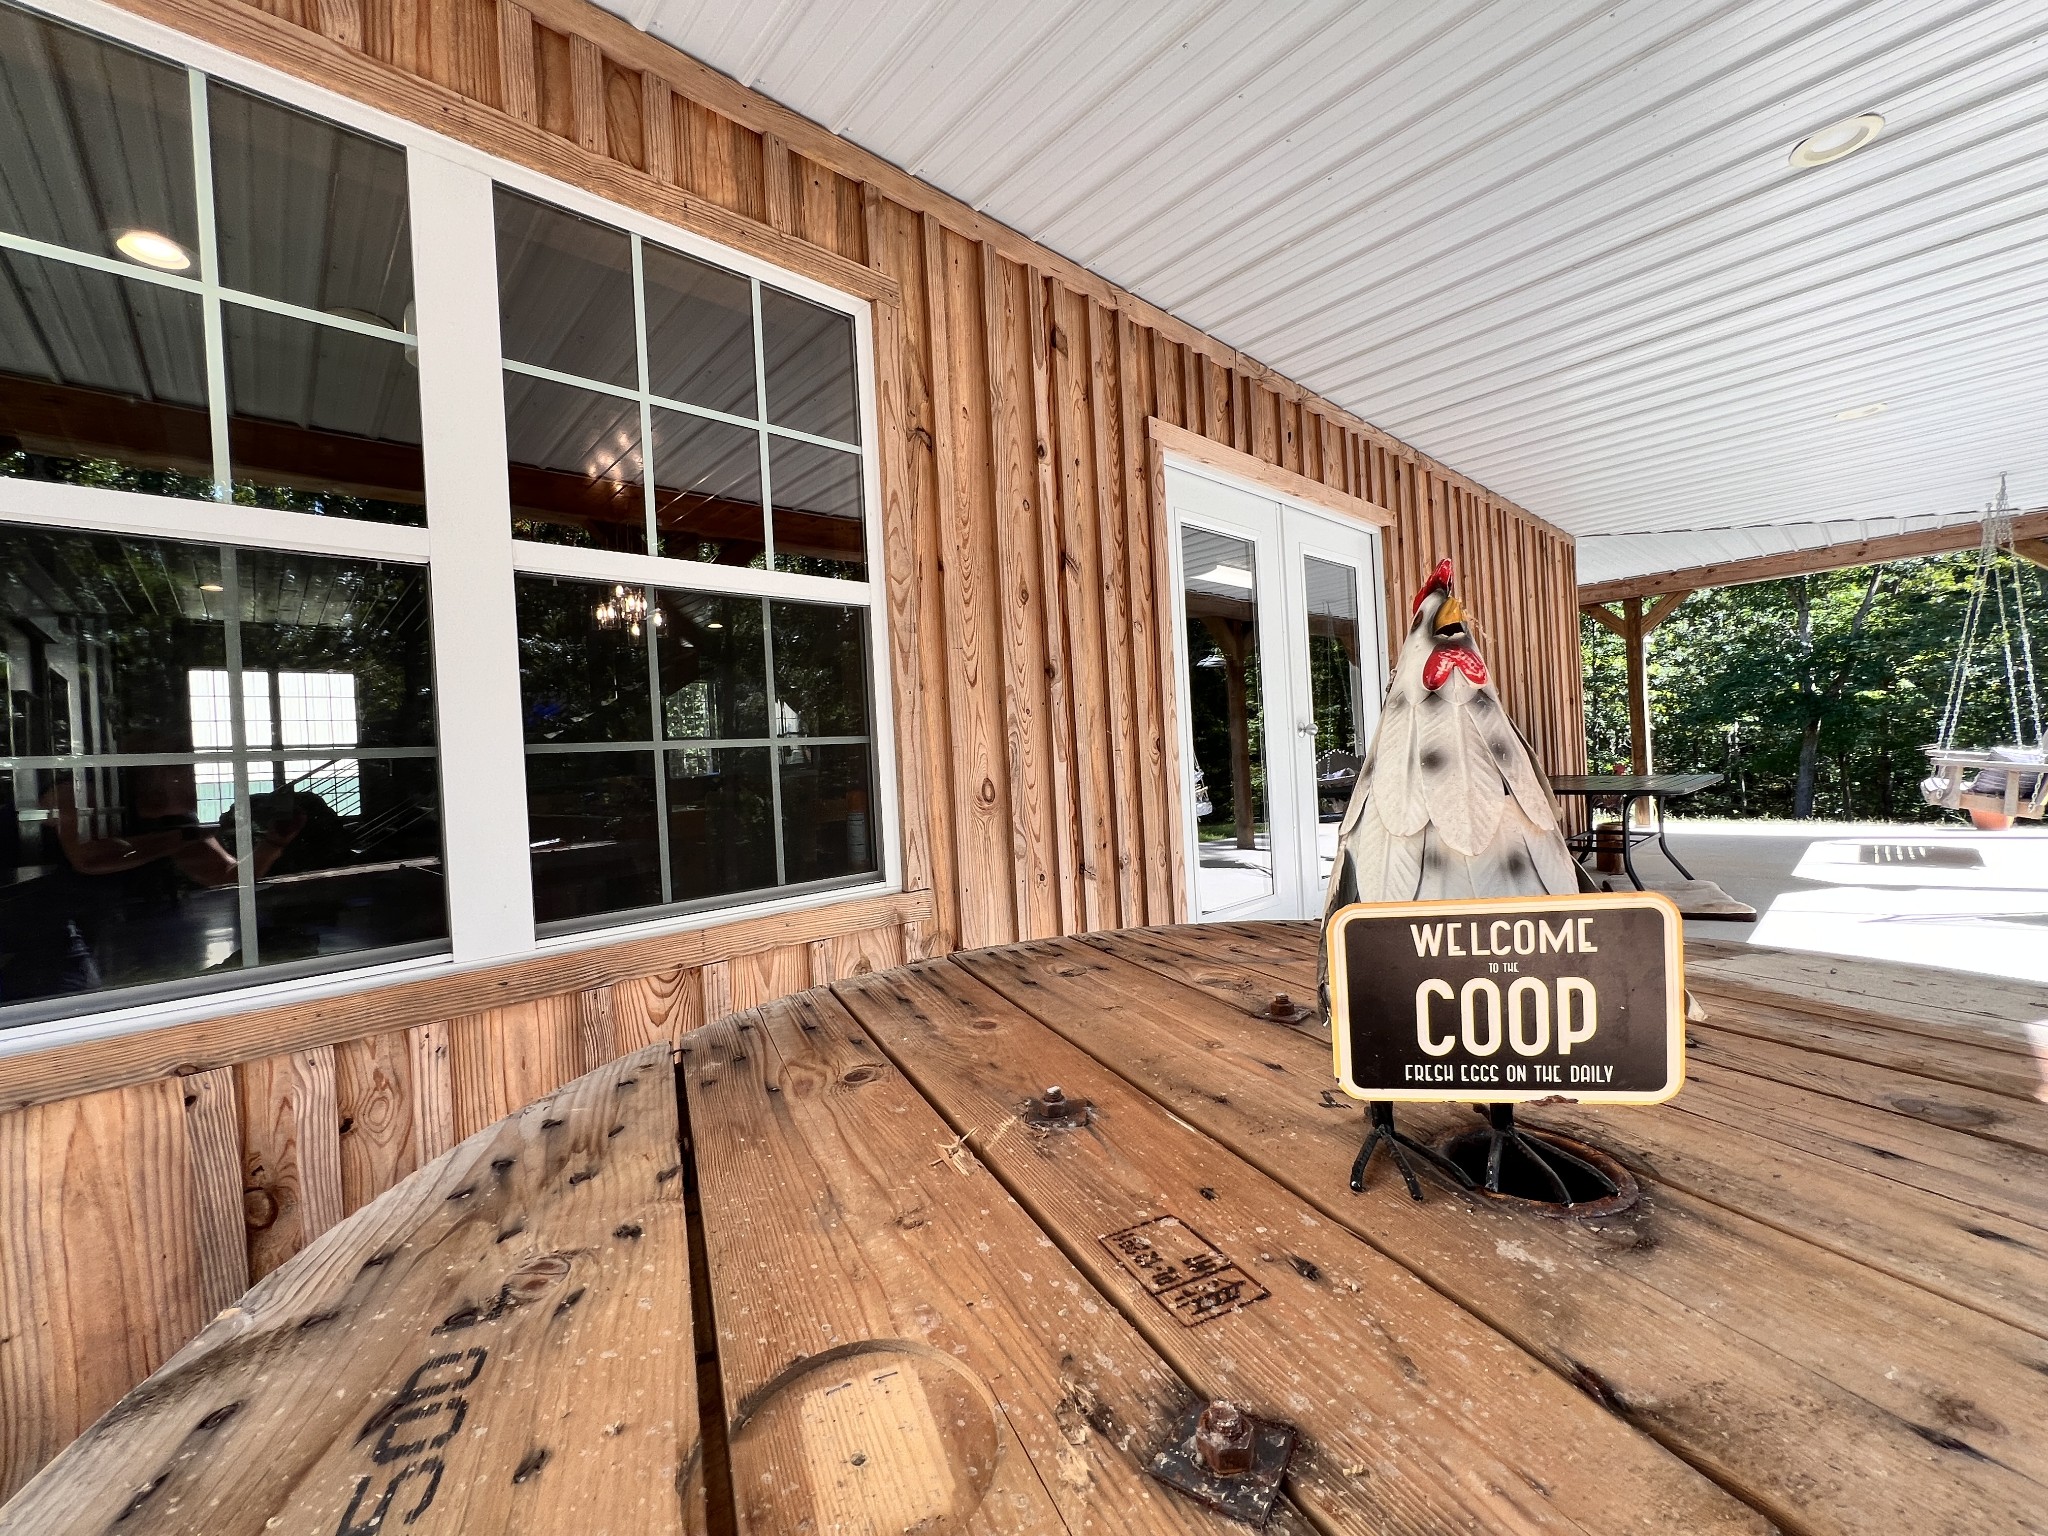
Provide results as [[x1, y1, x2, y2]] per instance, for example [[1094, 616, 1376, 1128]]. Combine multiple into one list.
[[2, 0, 903, 1039]]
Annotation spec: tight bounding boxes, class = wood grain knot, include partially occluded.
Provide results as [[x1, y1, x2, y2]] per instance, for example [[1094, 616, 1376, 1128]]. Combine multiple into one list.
[[506, 1254, 573, 1304], [841, 1065, 886, 1087], [242, 1187, 279, 1232]]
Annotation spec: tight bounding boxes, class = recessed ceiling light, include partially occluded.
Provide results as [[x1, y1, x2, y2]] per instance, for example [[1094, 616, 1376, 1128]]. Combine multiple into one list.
[[1789, 112, 1884, 169], [704, 621, 724, 629], [1833, 402, 1887, 421], [198, 582, 224, 592], [114, 228, 193, 271]]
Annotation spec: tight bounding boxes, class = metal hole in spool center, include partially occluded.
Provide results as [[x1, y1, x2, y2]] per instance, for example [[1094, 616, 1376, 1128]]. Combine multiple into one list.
[[1438, 1128, 1640, 1218]]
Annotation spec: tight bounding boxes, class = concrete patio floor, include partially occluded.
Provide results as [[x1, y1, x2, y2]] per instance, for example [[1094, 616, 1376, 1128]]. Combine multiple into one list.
[[1623, 819, 2048, 987]]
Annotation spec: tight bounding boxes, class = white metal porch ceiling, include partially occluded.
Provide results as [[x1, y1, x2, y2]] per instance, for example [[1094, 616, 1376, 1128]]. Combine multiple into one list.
[[599, 0, 2048, 586]]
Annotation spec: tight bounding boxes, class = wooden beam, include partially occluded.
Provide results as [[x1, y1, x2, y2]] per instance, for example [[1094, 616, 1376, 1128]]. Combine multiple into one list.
[[1623, 597, 1651, 778], [1642, 589, 1693, 634], [2016, 537, 2048, 571], [1580, 511, 2048, 604], [1580, 602, 1628, 638], [1147, 417, 1394, 529]]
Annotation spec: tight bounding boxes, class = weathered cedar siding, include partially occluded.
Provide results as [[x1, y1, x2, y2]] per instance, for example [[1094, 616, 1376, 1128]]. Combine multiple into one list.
[[0, 0, 1586, 1497]]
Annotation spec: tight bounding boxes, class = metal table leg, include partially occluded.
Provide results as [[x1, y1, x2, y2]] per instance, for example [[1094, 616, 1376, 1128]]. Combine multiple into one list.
[[1618, 795, 1647, 891], [1654, 794, 1695, 880]]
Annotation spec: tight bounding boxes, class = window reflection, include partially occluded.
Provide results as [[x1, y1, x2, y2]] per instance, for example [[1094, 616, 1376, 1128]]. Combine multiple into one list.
[[0, 249, 214, 497], [515, 576, 654, 743], [762, 287, 858, 443], [0, 5, 198, 262], [770, 601, 869, 738], [524, 750, 660, 923], [505, 371, 646, 553], [643, 243, 755, 417], [779, 742, 874, 883], [224, 305, 425, 525], [769, 437, 864, 579], [515, 575, 879, 930], [208, 80, 412, 324], [494, 187, 637, 388], [657, 593, 766, 740], [652, 407, 764, 565], [666, 746, 775, 901], [0, 525, 446, 1019]]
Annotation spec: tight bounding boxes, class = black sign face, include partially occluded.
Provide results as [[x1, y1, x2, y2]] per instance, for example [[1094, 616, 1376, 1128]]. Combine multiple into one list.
[[1327, 893, 1685, 1105]]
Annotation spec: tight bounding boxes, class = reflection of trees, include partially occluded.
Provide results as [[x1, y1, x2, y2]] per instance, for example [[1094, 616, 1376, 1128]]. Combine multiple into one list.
[[1186, 612, 1265, 849], [769, 602, 869, 738]]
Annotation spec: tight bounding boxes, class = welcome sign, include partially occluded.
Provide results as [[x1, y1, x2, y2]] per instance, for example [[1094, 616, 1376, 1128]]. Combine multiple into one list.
[[1326, 892, 1686, 1105]]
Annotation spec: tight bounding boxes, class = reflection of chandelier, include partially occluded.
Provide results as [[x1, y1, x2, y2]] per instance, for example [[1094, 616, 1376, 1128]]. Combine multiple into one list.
[[594, 584, 663, 637]]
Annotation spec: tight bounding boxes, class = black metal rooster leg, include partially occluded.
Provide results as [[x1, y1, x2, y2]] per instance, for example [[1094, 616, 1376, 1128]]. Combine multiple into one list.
[[1476, 1105, 1621, 1205], [1350, 1102, 1475, 1201]]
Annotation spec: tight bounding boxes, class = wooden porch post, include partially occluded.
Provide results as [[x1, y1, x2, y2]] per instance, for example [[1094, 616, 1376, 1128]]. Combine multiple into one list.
[[1623, 597, 1650, 778]]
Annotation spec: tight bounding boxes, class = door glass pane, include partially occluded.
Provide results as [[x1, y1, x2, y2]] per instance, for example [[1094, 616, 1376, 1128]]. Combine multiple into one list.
[[1305, 554, 1368, 886], [1181, 527, 1272, 913]]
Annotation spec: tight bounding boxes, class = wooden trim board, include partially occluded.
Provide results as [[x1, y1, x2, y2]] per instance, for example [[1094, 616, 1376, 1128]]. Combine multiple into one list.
[[0, 890, 932, 1114], [1150, 417, 1394, 528]]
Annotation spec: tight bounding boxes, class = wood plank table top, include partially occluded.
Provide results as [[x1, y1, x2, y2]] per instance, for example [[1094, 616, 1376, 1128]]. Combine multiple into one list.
[[6, 926, 2045, 1535]]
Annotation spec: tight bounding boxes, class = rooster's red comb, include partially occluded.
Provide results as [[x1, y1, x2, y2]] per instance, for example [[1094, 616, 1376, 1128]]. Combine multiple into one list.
[[1410, 558, 1455, 616]]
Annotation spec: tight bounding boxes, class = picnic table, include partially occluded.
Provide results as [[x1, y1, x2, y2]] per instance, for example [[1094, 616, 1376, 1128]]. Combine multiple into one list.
[[1549, 772, 1723, 890], [5, 925, 2042, 1535]]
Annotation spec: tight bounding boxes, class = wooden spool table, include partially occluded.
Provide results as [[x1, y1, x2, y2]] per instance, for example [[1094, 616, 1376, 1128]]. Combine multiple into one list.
[[4, 925, 2044, 1535]]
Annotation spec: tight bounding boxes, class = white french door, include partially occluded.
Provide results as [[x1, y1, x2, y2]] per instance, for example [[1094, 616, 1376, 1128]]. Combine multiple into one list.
[[1167, 463, 1385, 921]]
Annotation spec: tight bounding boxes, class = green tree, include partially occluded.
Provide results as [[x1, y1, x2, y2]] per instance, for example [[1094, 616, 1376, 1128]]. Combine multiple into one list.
[[1582, 552, 2047, 821]]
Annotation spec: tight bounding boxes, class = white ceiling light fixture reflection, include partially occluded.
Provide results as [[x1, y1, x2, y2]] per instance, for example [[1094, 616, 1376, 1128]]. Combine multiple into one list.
[[1832, 401, 1888, 421], [198, 582, 224, 592], [1193, 564, 1254, 589], [1788, 112, 1884, 169], [114, 228, 193, 271]]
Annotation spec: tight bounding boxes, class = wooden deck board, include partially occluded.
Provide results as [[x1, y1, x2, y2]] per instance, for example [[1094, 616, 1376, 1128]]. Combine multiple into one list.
[[836, 957, 1771, 1536], [1689, 1023, 2048, 1158], [1000, 935, 2048, 1536], [681, 990, 1266, 1534], [0, 1045, 695, 1535]]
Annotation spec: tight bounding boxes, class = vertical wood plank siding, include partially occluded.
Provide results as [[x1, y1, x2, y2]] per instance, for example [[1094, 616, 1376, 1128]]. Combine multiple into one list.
[[0, 0, 1585, 1496]]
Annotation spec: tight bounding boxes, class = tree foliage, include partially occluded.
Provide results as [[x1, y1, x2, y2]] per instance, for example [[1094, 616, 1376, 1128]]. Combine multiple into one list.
[[1582, 552, 2048, 820]]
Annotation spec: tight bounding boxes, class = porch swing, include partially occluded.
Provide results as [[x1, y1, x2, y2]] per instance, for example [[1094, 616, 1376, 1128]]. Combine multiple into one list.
[[1920, 477, 2046, 828]]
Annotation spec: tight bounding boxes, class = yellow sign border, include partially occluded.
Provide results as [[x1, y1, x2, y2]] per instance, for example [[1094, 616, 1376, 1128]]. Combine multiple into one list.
[[1326, 891, 1687, 1106]]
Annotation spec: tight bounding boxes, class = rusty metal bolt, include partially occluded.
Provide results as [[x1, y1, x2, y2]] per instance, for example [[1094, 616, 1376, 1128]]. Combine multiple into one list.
[[1195, 1401, 1256, 1478], [1267, 994, 1295, 1017], [1043, 1085, 1066, 1106]]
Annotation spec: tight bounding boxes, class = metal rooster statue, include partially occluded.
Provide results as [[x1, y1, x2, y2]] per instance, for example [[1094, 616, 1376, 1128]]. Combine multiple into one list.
[[1321, 557, 1590, 1199]]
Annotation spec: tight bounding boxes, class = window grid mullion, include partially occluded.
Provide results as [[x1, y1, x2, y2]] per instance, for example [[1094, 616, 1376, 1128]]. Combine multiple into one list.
[[631, 238, 674, 905], [187, 68, 232, 500], [752, 278, 775, 568]]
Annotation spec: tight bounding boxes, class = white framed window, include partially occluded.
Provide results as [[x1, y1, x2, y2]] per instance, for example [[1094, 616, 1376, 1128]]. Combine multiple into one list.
[[0, 0, 896, 1039]]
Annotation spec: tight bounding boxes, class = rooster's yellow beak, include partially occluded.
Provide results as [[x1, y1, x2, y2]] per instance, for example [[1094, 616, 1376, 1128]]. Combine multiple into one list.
[[1432, 596, 1467, 634]]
